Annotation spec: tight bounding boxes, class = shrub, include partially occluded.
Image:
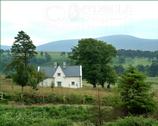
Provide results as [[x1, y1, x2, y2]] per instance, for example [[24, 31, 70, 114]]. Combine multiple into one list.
[[0, 99, 8, 104], [119, 66, 156, 115], [2, 92, 124, 107], [3, 93, 18, 101], [83, 95, 95, 104], [76, 121, 95, 126], [48, 118, 73, 126], [65, 94, 83, 104], [102, 95, 122, 107]]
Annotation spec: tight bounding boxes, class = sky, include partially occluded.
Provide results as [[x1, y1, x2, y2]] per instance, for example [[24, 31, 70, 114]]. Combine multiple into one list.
[[1, 1, 158, 46]]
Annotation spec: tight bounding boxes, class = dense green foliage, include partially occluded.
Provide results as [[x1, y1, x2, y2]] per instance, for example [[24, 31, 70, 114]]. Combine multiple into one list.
[[119, 66, 156, 115], [27, 65, 45, 89], [104, 116, 158, 126], [148, 62, 158, 77], [117, 49, 158, 59], [12, 62, 29, 92], [70, 38, 117, 88], [0, 105, 157, 126], [0, 106, 88, 126]]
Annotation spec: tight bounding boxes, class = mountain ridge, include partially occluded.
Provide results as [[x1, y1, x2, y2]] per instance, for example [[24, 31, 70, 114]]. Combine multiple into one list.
[[1, 35, 158, 51]]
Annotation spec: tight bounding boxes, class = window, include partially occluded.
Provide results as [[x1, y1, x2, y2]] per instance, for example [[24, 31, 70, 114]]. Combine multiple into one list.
[[57, 73, 61, 76], [57, 81, 62, 87], [71, 81, 75, 85]]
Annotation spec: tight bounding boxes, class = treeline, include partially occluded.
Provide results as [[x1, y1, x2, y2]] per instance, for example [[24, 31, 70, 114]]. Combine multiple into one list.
[[115, 49, 158, 76], [1, 49, 158, 77], [114, 62, 158, 77], [0, 49, 72, 72], [117, 49, 158, 59], [0, 49, 12, 73]]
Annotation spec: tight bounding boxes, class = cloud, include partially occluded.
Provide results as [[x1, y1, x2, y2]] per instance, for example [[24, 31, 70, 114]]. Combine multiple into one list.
[[1, 1, 158, 46]]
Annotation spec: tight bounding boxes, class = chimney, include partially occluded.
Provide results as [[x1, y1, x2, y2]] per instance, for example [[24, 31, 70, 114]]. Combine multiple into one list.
[[37, 66, 40, 72], [63, 62, 66, 68], [54, 62, 57, 68]]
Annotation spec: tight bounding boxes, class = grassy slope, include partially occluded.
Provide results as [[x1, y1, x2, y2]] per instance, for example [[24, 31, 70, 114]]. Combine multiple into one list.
[[0, 51, 153, 67], [0, 77, 115, 98], [124, 57, 152, 67], [38, 52, 152, 67], [36, 52, 71, 66], [0, 76, 158, 102]]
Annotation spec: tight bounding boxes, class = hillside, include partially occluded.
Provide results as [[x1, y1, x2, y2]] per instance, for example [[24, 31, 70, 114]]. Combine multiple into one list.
[[98, 35, 158, 51], [37, 35, 158, 51], [1, 35, 158, 51], [37, 39, 78, 52]]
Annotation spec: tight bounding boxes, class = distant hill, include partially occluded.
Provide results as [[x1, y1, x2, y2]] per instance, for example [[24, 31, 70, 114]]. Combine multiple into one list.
[[37, 39, 79, 52], [98, 35, 158, 51], [1, 35, 158, 51], [36, 35, 158, 52], [1, 45, 11, 50]]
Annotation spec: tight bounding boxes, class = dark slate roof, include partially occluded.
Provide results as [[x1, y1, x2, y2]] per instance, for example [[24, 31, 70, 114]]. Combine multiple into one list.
[[62, 66, 80, 77], [40, 66, 81, 77], [40, 67, 57, 78]]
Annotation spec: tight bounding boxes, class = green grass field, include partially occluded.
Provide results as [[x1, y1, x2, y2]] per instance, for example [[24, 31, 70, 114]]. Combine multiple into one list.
[[124, 57, 152, 67], [113, 57, 152, 67]]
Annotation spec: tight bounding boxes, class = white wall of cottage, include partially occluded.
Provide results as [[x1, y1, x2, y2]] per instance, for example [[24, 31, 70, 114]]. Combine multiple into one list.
[[39, 66, 82, 88]]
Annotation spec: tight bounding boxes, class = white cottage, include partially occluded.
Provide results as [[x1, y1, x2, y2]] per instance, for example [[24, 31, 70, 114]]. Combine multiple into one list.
[[39, 63, 82, 88]]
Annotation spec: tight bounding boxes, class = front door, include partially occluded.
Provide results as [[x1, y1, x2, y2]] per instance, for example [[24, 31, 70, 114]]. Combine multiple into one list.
[[57, 81, 62, 87]]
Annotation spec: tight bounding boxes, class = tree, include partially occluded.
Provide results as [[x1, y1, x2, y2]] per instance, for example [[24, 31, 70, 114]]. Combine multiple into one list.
[[28, 65, 45, 90], [148, 62, 158, 77], [40, 51, 44, 56], [0, 49, 4, 55], [136, 65, 146, 73], [45, 52, 51, 62], [97, 65, 117, 88], [114, 65, 125, 75], [61, 51, 66, 56], [106, 67, 117, 88], [118, 56, 125, 64], [119, 66, 156, 115], [70, 38, 116, 88], [12, 61, 29, 93], [11, 30, 37, 67], [10, 31, 37, 95]]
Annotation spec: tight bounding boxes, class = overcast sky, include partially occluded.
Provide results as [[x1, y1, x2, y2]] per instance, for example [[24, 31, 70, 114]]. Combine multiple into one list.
[[1, 1, 158, 46]]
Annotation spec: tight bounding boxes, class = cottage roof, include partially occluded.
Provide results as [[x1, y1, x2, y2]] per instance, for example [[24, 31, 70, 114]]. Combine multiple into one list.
[[40, 65, 81, 77], [62, 66, 80, 77], [40, 67, 57, 77]]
